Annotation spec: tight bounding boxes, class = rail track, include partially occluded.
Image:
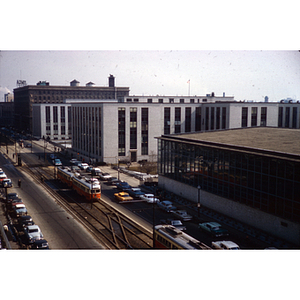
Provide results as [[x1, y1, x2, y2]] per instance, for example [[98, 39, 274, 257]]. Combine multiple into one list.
[[19, 164, 153, 249]]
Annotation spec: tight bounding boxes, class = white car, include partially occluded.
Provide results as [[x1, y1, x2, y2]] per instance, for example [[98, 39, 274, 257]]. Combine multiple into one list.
[[171, 210, 193, 221], [53, 159, 62, 166], [99, 172, 112, 181], [0, 171, 7, 180], [140, 194, 160, 203], [2, 178, 13, 188], [78, 163, 89, 170], [24, 225, 44, 243], [212, 240, 240, 250]]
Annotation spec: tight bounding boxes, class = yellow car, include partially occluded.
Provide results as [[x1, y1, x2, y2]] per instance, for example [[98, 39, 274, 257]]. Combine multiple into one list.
[[114, 191, 133, 202]]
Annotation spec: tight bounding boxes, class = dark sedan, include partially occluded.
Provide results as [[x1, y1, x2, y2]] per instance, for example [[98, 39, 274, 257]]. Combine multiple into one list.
[[116, 181, 131, 191]]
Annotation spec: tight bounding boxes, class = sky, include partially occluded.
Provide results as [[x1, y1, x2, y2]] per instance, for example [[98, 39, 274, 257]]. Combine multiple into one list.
[[0, 50, 299, 102]]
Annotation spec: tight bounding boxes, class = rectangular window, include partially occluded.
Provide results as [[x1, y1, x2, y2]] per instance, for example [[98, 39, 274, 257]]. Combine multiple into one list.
[[118, 108, 126, 156], [292, 107, 297, 128], [185, 107, 191, 132], [222, 107, 226, 129], [251, 107, 257, 127], [130, 108, 137, 149], [164, 107, 171, 134], [195, 107, 201, 131], [45, 106, 50, 123], [60, 106, 65, 124], [147, 98, 152, 103], [175, 107, 181, 133], [278, 107, 283, 127], [210, 107, 215, 130], [285, 107, 290, 128], [159, 99, 163, 103], [216, 107, 220, 129], [205, 107, 209, 130], [261, 107, 267, 126], [53, 106, 58, 123], [242, 107, 248, 127], [141, 108, 148, 155]]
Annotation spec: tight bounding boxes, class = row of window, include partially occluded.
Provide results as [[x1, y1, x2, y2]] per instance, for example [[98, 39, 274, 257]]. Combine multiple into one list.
[[45, 106, 71, 136], [164, 106, 227, 134], [278, 106, 299, 128], [118, 107, 149, 157], [126, 98, 208, 103], [242, 107, 267, 127], [72, 106, 102, 157], [158, 139, 300, 223]]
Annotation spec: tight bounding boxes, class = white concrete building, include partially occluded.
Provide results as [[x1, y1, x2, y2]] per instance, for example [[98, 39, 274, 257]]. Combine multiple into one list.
[[32, 97, 300, 164]]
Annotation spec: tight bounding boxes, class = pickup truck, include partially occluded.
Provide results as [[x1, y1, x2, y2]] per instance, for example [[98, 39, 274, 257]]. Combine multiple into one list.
[[198, 222, 229, 237], [160, 219, 186, 231], [212, 240, 240, 250]]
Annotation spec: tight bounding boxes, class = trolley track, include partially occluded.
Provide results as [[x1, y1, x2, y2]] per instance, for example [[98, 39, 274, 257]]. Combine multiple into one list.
[[19, 164, 153, 249]]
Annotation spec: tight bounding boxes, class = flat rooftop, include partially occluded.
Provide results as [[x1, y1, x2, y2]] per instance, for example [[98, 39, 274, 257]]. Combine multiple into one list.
[[163, 127, 300, 157]]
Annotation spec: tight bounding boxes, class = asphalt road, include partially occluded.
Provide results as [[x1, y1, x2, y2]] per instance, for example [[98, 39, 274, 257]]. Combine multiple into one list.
[[0, 148, 104, 249]]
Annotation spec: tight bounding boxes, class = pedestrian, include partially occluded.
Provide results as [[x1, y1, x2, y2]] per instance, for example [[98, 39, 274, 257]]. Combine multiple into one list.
[[18, 179, 21, 188]]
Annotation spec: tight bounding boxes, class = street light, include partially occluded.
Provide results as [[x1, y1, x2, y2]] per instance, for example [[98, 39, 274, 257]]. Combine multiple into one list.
[[197, 185, 201, 217]]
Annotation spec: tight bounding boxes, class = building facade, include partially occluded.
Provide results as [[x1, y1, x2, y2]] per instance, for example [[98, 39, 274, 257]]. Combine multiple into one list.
[[70, 94, 235, 164], [13, 75, 129, 132], [32, 103, 72, 140], [156, 127, 300, 245]]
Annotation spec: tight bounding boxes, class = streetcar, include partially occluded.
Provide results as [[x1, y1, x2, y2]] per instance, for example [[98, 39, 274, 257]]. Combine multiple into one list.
[[57, 166, 101, 201], [154, 225, 211, 250], [57, 166, 74, 187]]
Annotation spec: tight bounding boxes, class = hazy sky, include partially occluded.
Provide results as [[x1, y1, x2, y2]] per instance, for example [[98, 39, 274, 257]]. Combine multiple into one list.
[[0, 50, 299, 102]]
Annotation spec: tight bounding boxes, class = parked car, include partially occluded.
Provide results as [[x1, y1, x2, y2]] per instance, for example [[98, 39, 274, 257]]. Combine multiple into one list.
[[106, 177, 120, 186], [198, 222, 229, 237], [0, 171, 7, 180], [114, 191, 133, 202], [92, 168, 102, 176], [7, 198, 23, 211], [53, 159, 62, 166], [6, 192, 18, 203], [140, 193, 160, 203], [18, 215, 35, 228], [99, 172, 112, 181], [160, 219, 186, 231], [157, 200, 177, 212], [13, 204, 27, 217], [30, 239, 49, 249], [116, 181, 131, 191], [171, 210, 193, 221], [86, 166, 93, 173], [70, 158, 79, 164], [2, 178, 13, 188], [212, 240, 240, 250], [128, 188, 145, 199], [78, 163, 89, 170], [24, 225, 43, 243]]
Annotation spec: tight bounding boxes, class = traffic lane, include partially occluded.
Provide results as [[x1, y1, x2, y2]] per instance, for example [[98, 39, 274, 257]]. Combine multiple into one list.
[[2, 162, 104, 249]]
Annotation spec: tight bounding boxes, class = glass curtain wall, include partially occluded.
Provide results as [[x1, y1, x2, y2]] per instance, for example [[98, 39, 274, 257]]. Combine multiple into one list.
[[158, 138, 300, 223]]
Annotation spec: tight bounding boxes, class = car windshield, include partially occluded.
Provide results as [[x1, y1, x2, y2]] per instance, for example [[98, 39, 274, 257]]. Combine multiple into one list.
[[29, 229, 38, 233]]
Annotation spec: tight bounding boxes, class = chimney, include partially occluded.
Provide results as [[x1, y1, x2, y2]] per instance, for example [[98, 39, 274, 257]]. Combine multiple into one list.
[[109, 74, 115, 87]]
